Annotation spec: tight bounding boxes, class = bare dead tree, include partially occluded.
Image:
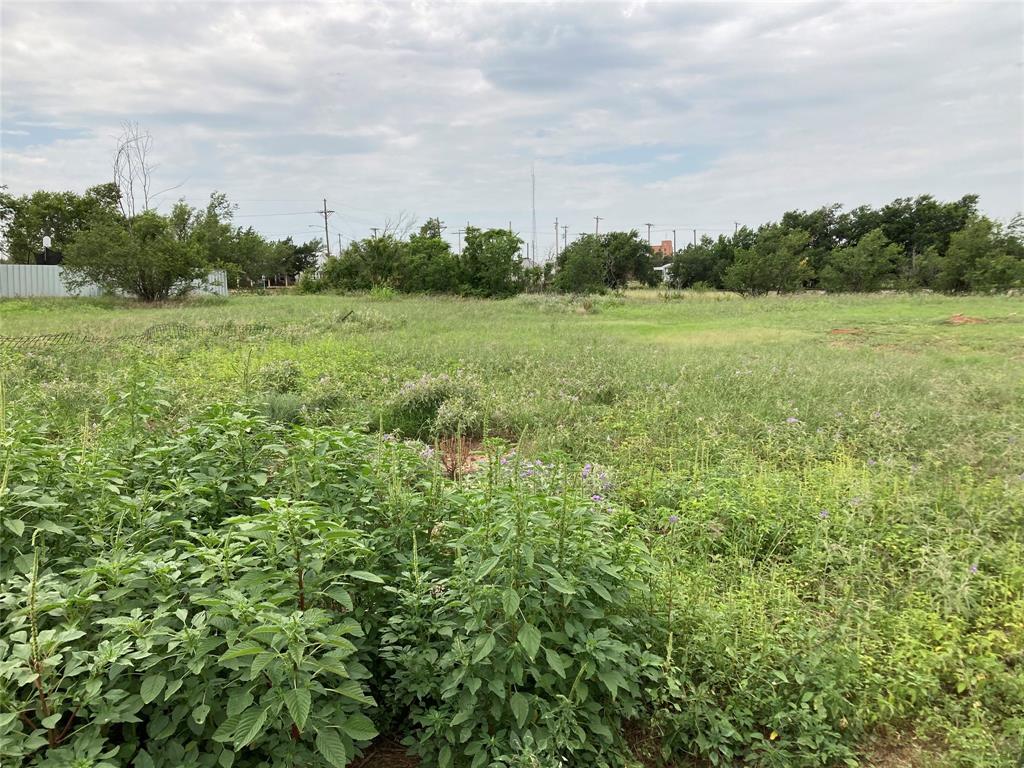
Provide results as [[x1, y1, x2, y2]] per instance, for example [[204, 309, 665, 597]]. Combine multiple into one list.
[[112, 121, 155, 219], [382, 210, 417, 239]]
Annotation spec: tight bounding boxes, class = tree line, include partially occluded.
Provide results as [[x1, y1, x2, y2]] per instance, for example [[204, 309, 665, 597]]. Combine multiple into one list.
[[0, 185, 320, 300], [667, 195, 1024, 294], [2, 182, 1021, 300]]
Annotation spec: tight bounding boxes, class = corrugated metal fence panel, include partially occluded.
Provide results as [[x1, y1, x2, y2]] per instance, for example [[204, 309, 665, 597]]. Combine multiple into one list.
[[0, 265, 228, 298], [0, 264, 100, 298], [194, 269, 229, 296]]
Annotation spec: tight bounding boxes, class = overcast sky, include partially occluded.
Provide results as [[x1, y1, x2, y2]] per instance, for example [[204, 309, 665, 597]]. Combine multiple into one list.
[[2, 1, 1022, 256]]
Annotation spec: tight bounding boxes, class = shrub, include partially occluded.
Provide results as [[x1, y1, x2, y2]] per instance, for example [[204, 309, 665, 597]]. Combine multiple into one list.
[[259, 359, 303, 394], [0, 413, 383, 768], [377, 373, 482, 440], [379, 480, 663, 767], [63, 211, 209, 301]]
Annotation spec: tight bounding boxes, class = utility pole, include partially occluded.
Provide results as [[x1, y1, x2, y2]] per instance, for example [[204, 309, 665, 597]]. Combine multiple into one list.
[[370, 227, 380, 238], [692, 229, 697, 246], [562, 224, 569, 250], [454, 229, 465, 254], [336, 233, 342, 254], [321, 198, 335, 257], [672, 229, 677, 252], [734, 221, 741, 236], [554, 217, 559, 260], [645, 222, 654, 245], [594, 216, 603, 236]]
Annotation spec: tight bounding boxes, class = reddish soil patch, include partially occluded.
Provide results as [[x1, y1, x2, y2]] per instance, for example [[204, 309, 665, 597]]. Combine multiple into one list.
[[437, 435, 487, 479], [829, 327, 864, 335], [947, 313, 985, 325]]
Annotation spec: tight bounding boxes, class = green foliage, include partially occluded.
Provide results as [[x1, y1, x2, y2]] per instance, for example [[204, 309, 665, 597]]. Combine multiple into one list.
[[725, 226, 812, 295], [459, 227, 524, 297], [3, 291, 1024, 767], [63, 211, 209, 301], [0, 184, 121, 263], [398, 223, 460, 294], [819, 228, 903, 292], [323, 236, 406, 291], [380, 477, 662, 767], [553, 235, 607, 294], [932, 218, 1024, 293], [554, 231, 656, 293], [0, 410, 382, 768], [377, 372, 481, 440]]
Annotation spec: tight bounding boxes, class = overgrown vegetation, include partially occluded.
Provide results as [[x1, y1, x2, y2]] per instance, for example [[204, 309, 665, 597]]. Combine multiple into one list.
[[1, 292, 1021, 767], [669, 195, 1024, 294]]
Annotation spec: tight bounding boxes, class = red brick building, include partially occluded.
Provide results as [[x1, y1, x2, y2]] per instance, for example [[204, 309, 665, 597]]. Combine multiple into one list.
[[650, 239, 674, 257]]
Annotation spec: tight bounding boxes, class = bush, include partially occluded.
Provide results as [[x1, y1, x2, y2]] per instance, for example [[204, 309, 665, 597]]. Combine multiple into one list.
[[0, 414, 382, 768], [379, 479, 662, 767], [377, 373, 482, 440], [63, 211, 209, 301]]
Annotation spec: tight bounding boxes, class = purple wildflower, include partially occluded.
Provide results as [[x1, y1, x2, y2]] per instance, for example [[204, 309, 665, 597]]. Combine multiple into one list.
[[521, 469, 534, 478], [582, 463, 593, 479], [381, 433, 395, 442], [591, 494, 604, 502], [867, 459, 877, 467], [871, 411, 881, 419], [668, 514, 680, 524], [500, 456, 508, 466], [420, 446, 435, 459], [969, 563, 979, 575], [819, 509, 829, 519]]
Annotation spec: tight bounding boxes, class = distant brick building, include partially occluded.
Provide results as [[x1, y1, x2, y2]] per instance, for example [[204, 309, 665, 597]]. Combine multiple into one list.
[[651, 239, 673, 258]]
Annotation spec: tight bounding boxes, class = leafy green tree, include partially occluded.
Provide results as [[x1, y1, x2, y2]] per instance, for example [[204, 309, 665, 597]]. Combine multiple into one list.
[[724, 226, 812, 295], [553, 234, 607, 293], [400, 223, 458, 293], [459, 227, 523, 297], [779, 204, 843, 277], [668, 228, 754, 289], [819, 228, 903, 292], [554, 230, 657, 293], [0, 184, 121, 262], [63, 211, 208, 301], [605, 230, 657, 288], [322, 235, 405, 290], [933, 218, 1024, 292]]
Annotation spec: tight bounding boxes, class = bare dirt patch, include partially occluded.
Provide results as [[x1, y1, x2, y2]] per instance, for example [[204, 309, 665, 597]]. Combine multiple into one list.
[[947, 313, 985, 325], [860, 733, 946, 767], [437, 435, 487, 479], [829, 327, 864, 335]]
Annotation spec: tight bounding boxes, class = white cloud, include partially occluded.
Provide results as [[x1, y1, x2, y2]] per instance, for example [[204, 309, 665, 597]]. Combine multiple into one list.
[[2, 0, 1021, 253]]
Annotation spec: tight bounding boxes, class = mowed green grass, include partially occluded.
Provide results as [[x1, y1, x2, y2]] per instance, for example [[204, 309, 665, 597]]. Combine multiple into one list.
[[3, 290, 1023, 765]]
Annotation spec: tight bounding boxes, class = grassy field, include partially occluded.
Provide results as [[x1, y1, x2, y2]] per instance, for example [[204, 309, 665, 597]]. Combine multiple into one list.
[[2, 290, 1022, 767]]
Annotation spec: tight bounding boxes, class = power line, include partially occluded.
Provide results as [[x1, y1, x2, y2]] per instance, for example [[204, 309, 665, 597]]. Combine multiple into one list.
[[233, 211, 320, 218]]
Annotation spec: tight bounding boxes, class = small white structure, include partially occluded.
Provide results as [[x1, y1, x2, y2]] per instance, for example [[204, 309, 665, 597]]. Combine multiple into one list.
[[653, 264, 672, 282], [0, 264, 229, 299]]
